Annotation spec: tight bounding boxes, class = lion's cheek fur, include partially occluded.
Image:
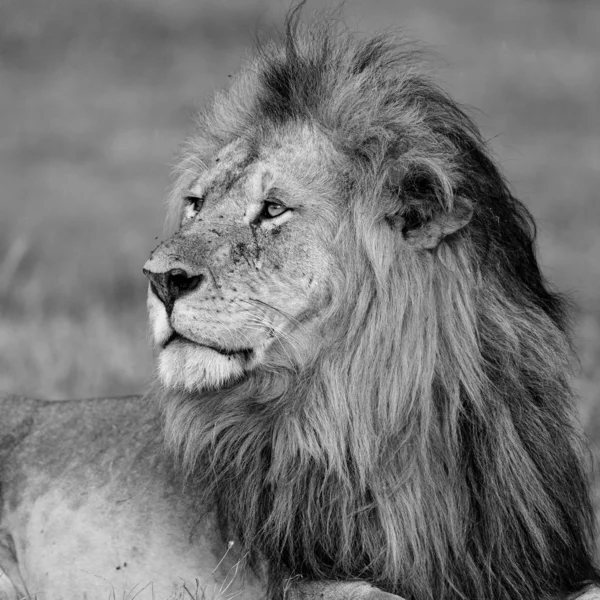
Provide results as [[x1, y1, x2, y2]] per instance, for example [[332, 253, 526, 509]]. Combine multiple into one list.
[[158, 342, 244, 391]]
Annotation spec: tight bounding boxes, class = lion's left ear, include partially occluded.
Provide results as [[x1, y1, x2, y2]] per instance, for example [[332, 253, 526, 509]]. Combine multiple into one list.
[[385, 165, 473, 250]]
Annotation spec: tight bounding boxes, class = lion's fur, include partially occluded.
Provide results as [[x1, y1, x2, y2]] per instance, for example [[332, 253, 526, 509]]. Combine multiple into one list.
[[157, 11, 599, 600]]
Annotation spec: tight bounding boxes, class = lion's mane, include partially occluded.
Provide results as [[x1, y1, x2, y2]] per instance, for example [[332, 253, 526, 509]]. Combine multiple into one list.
[[158, 11, 599, 600]]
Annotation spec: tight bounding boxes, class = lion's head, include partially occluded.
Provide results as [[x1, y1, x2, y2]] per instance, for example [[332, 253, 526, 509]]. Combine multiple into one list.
[[145, 12, 599, 600], [144, 124, 338, 391]]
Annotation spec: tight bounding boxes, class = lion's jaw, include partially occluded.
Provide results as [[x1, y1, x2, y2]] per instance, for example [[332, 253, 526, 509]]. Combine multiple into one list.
[[145, 131, 336, 391], [147, 287, 252, 390]]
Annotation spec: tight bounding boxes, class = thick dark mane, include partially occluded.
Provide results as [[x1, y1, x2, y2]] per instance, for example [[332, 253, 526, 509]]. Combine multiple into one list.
[[160, 11, 600, 600]]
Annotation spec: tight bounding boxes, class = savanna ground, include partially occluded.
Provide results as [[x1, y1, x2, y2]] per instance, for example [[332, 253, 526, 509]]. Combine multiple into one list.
[[1, 0, 599, 535]]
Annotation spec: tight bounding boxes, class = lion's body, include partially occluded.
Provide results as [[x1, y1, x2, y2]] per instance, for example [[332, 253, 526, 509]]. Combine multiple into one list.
[[0, 395, 598, 600], [2, 9, 600, 600], [0, 395, 264, 600], [0, 395, 398, 600]]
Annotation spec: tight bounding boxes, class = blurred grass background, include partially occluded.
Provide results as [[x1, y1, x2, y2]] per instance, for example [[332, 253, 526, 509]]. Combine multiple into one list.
[[1, 0, 599, 515]]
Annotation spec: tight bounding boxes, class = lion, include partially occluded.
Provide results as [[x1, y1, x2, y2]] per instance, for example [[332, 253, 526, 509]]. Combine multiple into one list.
[[1, 9, 599, 600]]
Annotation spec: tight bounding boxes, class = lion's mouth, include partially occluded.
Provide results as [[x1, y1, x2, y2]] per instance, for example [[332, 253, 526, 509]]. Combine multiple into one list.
[[163, 332, 254, 360]]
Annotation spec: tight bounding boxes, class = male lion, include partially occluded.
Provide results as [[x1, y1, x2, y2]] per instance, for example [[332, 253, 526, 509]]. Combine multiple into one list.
[[1, 11, 600, 600]]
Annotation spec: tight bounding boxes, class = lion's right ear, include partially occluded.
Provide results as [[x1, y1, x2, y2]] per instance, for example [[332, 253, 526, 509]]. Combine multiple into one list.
[[384, 165, 473, 250]]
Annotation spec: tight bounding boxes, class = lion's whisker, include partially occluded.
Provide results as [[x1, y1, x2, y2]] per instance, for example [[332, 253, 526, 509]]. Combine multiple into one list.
[[230, 299, 307, 351], [242, 297, 305, 331], [244, 321, 300, 365]]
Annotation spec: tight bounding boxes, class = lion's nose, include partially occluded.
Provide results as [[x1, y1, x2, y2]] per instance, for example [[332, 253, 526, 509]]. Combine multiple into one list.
[[143, 267, 203, 312]]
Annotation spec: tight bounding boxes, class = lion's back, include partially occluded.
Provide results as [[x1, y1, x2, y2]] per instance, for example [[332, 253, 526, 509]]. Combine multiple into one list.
[[0, 395, 161, 483]]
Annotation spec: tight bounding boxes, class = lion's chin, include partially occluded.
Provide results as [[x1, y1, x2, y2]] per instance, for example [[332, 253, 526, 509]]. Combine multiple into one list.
[[158, 337, 249, 391]]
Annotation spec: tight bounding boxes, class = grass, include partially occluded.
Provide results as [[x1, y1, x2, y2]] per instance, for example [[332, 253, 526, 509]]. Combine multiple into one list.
[[1, 0, 599, 530]]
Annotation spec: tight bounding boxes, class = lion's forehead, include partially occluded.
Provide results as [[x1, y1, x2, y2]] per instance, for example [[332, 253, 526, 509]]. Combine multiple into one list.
[[188, 126, 339, 210]]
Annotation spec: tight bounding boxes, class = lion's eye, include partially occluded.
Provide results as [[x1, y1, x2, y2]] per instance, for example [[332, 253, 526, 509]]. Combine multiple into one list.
[[260, 202, 289, 220], [184, 195, 205, 212]]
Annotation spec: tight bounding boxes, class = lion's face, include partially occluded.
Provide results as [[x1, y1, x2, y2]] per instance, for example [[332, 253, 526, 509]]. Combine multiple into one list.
[[144, 126, 338, 391]]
